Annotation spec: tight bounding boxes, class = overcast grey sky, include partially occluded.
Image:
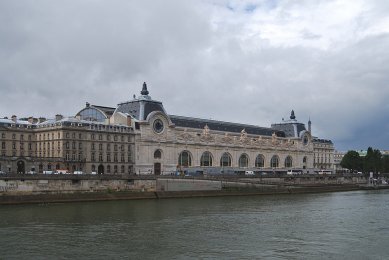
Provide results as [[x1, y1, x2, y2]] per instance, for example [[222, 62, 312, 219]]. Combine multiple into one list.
[[1, 0, 388, 151]]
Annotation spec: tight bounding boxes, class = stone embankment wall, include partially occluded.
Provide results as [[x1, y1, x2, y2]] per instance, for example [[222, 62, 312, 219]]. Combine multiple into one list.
[[0, 175, 369, 205]]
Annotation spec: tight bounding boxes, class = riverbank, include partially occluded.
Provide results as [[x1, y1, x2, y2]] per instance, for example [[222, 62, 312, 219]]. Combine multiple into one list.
[[0, 183, 370, 205]]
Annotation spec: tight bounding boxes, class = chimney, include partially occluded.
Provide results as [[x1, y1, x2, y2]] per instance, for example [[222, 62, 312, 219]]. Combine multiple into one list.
[[86, 102, 90, 107], [11, 115, 17, 122], [55, 114, 63, 121], [28, 117, 34, 124]]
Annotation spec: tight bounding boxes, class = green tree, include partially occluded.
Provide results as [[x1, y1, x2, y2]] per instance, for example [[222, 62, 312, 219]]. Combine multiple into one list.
[[364, 147, 382, 173], [381, 155, 389, 173], [341, 150, 362, 172]]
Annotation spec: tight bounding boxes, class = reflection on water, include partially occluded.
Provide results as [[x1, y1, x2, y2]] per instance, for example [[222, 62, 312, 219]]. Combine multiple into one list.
[[1, 190, 389, 259]]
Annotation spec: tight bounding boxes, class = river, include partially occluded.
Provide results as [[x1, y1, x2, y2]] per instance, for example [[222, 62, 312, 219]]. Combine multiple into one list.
[[0, 190, 388, 259]]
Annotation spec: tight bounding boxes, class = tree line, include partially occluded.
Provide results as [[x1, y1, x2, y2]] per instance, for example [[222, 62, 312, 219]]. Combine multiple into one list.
[[340, 147, 389, 174]]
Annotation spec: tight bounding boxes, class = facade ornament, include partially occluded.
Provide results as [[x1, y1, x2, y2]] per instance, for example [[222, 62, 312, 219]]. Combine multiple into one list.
[[221, 132, 233, 144], [200, 124, 214, 143], [141, 82, 149, 95], [177, 128, 194, 142], [240, 129, 247, 141], [203, 124, 210, 137]]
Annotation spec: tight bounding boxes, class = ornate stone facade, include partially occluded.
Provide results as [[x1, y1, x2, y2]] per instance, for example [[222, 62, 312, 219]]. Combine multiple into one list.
[[0, 83, 334, 175]]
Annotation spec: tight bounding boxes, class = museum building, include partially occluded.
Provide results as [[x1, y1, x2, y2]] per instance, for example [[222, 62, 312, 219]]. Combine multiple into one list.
[[0, 83, 334, 175]]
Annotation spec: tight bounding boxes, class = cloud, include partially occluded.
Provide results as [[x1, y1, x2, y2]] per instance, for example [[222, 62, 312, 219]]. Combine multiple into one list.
[[0, 0, 388, 151]]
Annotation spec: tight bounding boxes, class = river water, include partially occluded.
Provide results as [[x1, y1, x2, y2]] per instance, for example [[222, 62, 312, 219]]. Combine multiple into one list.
[[0, 190, 388, 259]]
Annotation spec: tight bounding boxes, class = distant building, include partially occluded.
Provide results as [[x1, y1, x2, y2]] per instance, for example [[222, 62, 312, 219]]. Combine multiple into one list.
[[0, 83, 334, 175]]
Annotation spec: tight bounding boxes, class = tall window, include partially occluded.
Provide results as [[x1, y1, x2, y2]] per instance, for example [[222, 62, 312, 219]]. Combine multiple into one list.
[[285, 156, 293, 168], [220, 152, 232, 167], [270, 155, 279, 168], [255, 154, 265, 168], [239, 154, 249, 168], [178, 151, 192, 167], [200, 151, 213, 166], [154, 149, 162, 159]]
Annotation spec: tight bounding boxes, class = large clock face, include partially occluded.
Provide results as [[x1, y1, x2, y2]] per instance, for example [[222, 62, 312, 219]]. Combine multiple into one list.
[[153, 119, 164, 133]]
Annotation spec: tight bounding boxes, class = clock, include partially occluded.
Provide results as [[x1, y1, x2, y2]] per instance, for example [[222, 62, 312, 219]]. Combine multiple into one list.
[[153, 119, 164, 133]]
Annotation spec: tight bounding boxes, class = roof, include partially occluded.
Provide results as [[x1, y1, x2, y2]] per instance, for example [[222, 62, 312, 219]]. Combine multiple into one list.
[[92, 105, 115, 116], [169, 115, 285, 137], [116, 100, 165, 120]]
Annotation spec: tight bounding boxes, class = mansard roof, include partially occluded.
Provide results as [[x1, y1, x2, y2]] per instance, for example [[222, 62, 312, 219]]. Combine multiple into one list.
[[169, 115, 285, 137]]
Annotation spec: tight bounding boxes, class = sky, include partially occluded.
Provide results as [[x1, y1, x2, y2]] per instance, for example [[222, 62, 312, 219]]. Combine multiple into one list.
[[0, 0, 388, 151]]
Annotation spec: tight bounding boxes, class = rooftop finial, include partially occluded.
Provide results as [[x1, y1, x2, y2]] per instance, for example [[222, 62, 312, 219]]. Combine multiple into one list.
[[141, 82, 149, 95], [290, 110, 296, 120]]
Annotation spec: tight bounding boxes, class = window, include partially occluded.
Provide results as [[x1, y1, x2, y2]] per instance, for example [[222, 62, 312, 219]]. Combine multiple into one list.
[[200, 151, 213, 166], [107, 135, 111, 141], [1, 142, 5, 149], [178, 151, 192, 167], [154, 150, 162, 159], [239, 154, 249, 168], [78, 107, 106, 122], [114, 165, 118, 174], [255, 154, 265, 168], [121, 165, 125, 173], [107, 153, 111, 162], [270, 155, 279, 168], [91, 152, 95, 162], [91, 134, 95, 140], [285, 156, 293, 168], [114, 135, 118, 141], [220, 152, 232, 167], [92, 165, 96, 172], [303, 156, 307, 163], [107, 165, 111, 173]]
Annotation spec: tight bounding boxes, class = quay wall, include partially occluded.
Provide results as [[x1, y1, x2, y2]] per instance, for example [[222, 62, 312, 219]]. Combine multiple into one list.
[[0, 175, 369, 205]]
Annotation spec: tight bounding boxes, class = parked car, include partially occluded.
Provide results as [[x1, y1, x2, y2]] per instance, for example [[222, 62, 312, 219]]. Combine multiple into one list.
[[27, 171, 36, 175], [245, 171, 255, 176], [0, 171, 6, 175], [73, 171, 83, 175], [43, 171, 53, 174], [91, 172, 97, 175]]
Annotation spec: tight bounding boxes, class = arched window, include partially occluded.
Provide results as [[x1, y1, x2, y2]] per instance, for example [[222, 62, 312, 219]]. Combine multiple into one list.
[[77, 107, 107, 122], [255, 154, 265, 168], [220, 152, 232, 167], [270, 155, 279, 168], [285, 156, 293, 168], [200, 151, 213, 166], [178, 151, 192, 167], [239, 154, 249, 168], [154, 149, 162, 159]]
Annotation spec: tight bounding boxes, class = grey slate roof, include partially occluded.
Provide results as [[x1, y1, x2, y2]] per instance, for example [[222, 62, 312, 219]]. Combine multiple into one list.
[[116, 100, 165, 120], [169, 115, 285, 137]]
